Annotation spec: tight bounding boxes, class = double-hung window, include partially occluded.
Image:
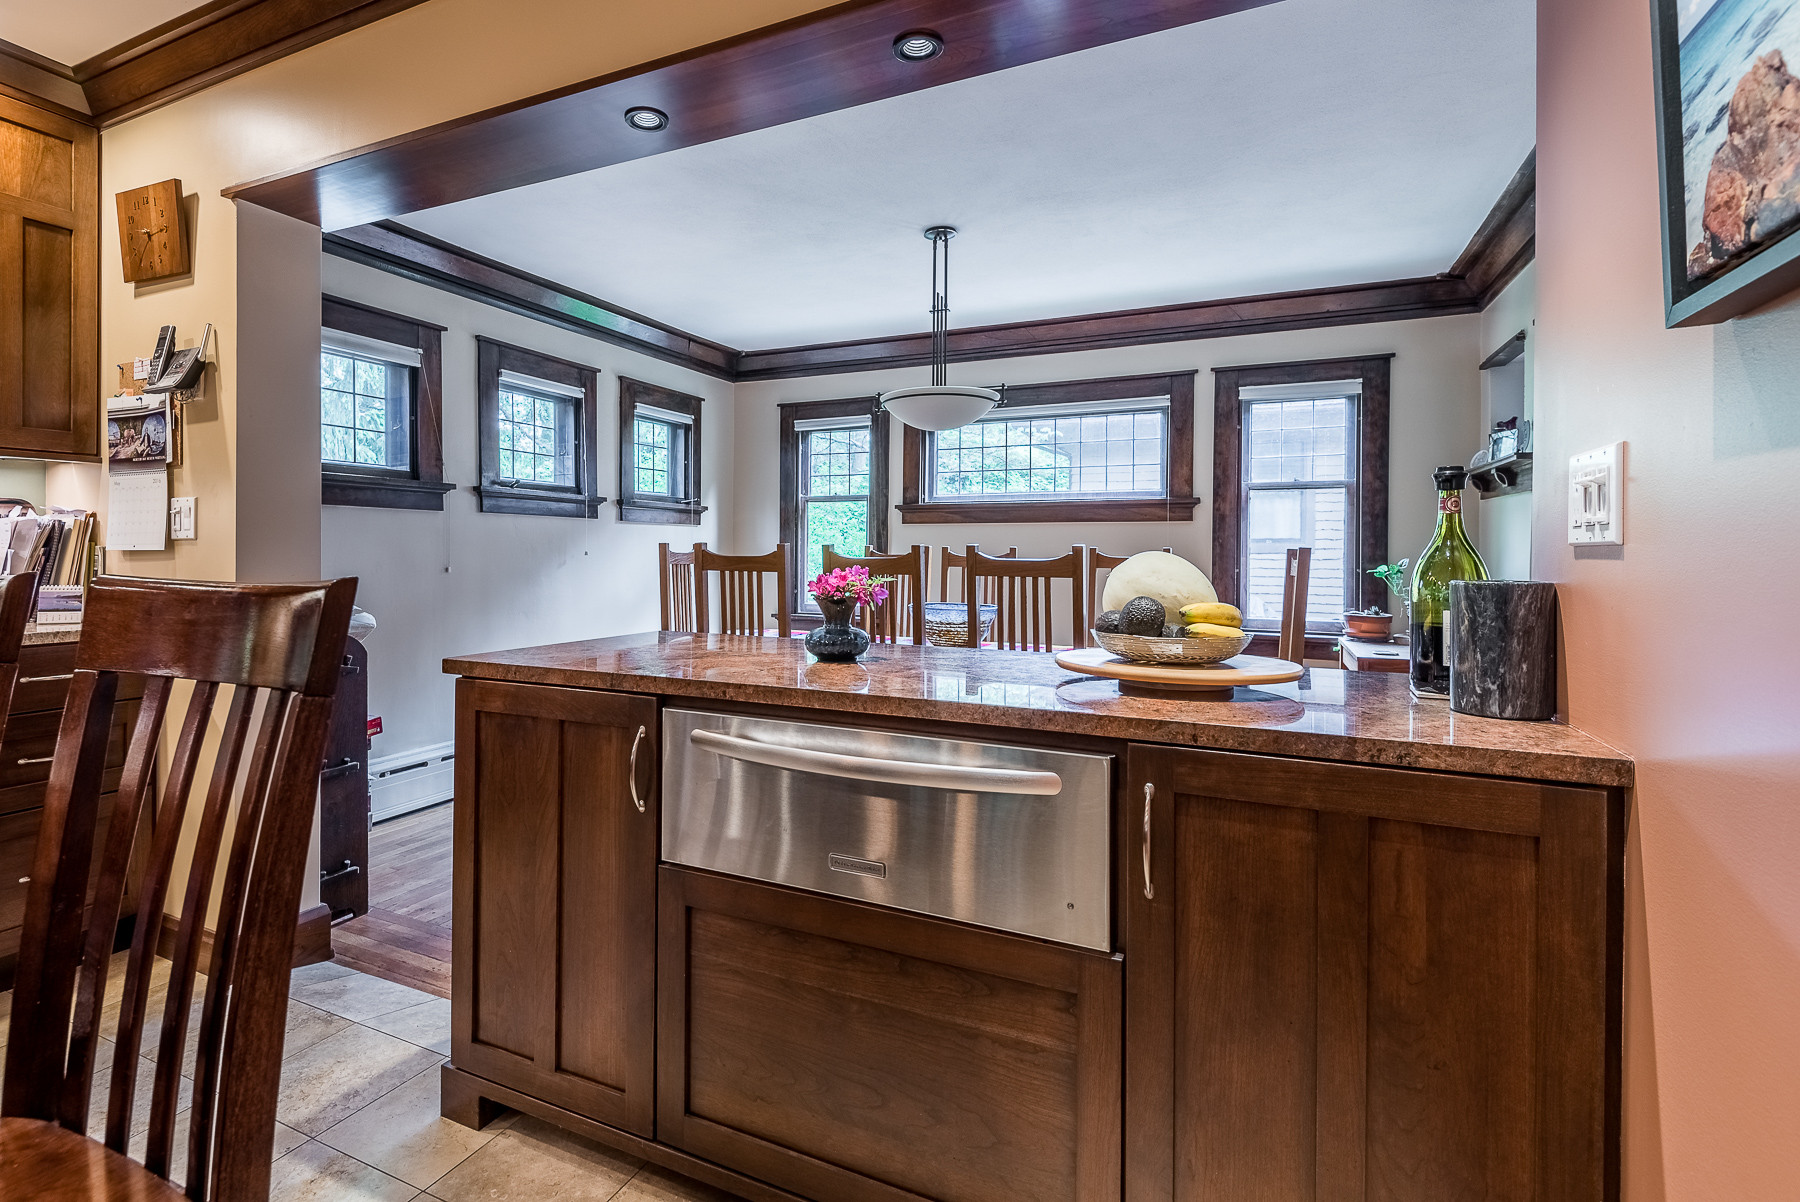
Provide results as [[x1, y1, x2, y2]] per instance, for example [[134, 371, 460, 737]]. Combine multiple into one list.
[[780, 398, 889, 614], [497, 371, 579, 488], [1213, 356, 1391, 633], [476, 337, 600, 518], [897, 372, 1198, 522], [617, 377, 705, 524], [320, 296, 451, 510]]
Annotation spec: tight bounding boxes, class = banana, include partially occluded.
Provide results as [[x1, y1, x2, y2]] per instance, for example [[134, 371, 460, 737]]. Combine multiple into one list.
[[1179, 602, 1243, 627], [1185, 622, 1245, 640]]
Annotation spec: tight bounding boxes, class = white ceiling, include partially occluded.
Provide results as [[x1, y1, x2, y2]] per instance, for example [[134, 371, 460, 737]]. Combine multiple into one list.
[[0, 0, 197, 65], [400, 0, 1534, 351]]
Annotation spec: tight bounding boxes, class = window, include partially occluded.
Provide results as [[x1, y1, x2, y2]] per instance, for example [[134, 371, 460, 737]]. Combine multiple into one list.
[[320, 297, 451, 510], [898, 372, 1198, 522], [780, 397, 889, 614], [617, 377, 705, 524], [1212, 356, 1391, 634], [476, 337, 600, 518]]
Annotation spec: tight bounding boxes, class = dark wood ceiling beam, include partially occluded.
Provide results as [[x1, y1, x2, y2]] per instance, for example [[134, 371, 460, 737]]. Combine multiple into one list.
[[1449, 149, 1535, 306], [224, 0, 1282, 229], [325, 222, 739, 379]]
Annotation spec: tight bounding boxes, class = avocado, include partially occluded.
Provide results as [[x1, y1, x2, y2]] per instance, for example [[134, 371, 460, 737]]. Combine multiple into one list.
[[1095, 610, 1125, 634], [1121, 595, 1166, 636]]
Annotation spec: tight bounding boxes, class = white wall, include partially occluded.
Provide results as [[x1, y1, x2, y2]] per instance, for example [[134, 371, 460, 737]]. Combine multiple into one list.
[[732, 315, 1484, 602], [320, 256, 734, 756], [1476, 262, 1535, 579]]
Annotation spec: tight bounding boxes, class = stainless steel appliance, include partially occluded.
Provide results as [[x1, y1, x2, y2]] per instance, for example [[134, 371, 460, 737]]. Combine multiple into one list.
[[662, 708, 1112, 950]]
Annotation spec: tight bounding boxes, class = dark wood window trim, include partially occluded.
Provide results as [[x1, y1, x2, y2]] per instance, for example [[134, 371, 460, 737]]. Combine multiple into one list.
[[779, 396, 890, 618], [1211, 355, 1392, 630], [897, 371, 1198, 524], [321, 295, 453, 511], [475, 337, 602, 518], [617, 377, 706, 525]]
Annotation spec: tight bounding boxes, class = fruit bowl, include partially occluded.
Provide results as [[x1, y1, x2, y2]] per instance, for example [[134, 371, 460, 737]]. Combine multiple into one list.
[[1092, 628, 1252, 665]]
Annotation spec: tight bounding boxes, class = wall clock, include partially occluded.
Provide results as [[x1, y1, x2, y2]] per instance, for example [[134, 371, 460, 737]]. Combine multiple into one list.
[[115, 179, 190, 283]]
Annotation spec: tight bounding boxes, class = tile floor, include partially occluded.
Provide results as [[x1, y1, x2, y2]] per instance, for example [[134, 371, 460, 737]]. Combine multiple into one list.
[[1, 958, 743, 1202]]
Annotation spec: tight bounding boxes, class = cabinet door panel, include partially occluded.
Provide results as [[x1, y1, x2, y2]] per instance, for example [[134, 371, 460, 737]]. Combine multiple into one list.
[[1125, 745, 1620, 1202], [451, 678, 657, 1135]]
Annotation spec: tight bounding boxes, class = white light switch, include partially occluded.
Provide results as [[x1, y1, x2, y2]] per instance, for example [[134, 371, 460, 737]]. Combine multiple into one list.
[[1568, 442, 1624, 545], [170, 496, 196, 540]]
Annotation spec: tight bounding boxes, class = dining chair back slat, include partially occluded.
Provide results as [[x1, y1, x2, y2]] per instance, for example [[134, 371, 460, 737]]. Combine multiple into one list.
[[960, 545, 1089, 652], [694, 546, 790, 637], [938, 546, 1017, 604], [1277, 546, 1313, 663], [821, 546, 929, 644], [658, 542, 704, 633], [1, 575, 358, 1202]]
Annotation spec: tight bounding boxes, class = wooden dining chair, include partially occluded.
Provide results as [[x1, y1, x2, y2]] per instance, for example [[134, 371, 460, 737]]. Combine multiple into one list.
[[822, 545, 929, 645], [939, 546, 1016, 604], [695, 546, 790, 637], [0, 575, 358, 1202], [1085, 547, 1172, 646], [658, 542, 705, 633], [960, 545, 1089, 652], [1276, 546, 1312, 663]]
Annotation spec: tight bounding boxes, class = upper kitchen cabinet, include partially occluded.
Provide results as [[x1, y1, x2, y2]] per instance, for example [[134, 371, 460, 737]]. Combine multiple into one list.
[[0, 95, 99, 460]]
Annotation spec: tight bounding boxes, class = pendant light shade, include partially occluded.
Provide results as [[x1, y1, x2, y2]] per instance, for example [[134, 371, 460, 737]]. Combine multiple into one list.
[[879, 227, 1001, 431]]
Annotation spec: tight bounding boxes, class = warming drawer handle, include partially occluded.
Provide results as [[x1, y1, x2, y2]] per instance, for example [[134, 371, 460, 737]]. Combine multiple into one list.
[[690, 728, 1063, 796], [16, 756, 54, 766], [20, 673, 74, 684], [1142, 782, 1155, 901], [629, 725, 647, 813]]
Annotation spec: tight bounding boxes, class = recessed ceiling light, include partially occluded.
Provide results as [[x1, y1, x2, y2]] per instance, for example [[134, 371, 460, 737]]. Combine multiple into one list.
[[893, 31, 944, 61], [625, 107, 669, 131]]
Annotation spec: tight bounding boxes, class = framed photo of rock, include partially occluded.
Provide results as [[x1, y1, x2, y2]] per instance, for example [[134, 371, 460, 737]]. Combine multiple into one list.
[[1652, 0, 1800, 325]]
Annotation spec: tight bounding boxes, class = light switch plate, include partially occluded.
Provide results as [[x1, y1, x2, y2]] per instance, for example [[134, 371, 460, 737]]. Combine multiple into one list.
[[1568, 442, 1623, 545], [170, 496, 196, 540]]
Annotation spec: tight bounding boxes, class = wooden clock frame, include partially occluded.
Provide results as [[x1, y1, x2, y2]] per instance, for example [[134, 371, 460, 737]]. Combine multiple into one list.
[[115, 179, 190, 283]]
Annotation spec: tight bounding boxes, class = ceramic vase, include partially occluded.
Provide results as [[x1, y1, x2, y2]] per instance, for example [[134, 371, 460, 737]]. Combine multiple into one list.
[[804, 596, 870, 662]]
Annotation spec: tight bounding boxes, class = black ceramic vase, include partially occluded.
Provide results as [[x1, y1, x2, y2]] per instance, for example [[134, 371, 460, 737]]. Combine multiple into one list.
[[805, 597, 870, 662]]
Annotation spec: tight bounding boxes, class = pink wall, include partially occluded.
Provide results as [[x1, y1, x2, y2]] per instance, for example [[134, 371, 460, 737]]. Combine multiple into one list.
[[1537, 0, 1800, 1196]]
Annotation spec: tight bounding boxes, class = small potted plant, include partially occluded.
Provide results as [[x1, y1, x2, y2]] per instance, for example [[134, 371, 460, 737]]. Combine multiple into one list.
[[804, 565, 892, 663], [1344, 560, 1409, 641]]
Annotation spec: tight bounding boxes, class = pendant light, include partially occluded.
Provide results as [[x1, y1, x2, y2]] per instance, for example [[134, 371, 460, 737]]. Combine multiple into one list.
[[878, 226, 1002, 432]]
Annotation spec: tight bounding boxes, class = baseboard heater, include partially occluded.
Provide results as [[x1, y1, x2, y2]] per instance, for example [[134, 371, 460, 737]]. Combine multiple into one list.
[[369, 741, 454, 822]]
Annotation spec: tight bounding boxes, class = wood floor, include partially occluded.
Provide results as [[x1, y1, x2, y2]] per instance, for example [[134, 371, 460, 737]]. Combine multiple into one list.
[[330, 802, 453, 997]]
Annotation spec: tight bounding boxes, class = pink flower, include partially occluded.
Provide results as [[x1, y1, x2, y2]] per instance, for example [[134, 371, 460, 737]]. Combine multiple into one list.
[[807, 563, 894, 606]]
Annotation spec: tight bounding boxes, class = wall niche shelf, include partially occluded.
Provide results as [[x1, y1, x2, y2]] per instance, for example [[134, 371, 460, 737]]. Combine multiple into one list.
[[1471, 451, 1532, 498]]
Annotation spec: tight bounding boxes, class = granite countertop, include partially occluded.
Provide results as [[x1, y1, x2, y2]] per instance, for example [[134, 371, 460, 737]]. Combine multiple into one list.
[[22, 624, 80, 646], [445, 633, 1633, 789]]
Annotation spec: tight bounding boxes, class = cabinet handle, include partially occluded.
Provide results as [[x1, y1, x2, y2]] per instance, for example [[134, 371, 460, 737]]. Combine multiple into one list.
[[628, 725, 647, 814], [20, 673, 73, 684], [1142, 781, 1155, 901], [17, 756, 53, 766]]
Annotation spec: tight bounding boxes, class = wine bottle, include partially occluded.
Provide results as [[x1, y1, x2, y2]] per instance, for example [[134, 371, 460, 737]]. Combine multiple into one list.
[[1409, 465, 1487, 696]]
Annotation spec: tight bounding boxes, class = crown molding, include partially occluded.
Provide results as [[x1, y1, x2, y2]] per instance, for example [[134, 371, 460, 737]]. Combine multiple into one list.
[[1449, 149, 1536, 306]]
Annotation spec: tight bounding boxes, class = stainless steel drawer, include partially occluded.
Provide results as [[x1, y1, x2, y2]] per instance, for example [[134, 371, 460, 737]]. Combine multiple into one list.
[[662, 708, 1112, 951]]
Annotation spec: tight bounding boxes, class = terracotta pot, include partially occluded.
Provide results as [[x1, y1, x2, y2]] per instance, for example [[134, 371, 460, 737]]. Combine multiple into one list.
[[1342, 611, 1393, 640]]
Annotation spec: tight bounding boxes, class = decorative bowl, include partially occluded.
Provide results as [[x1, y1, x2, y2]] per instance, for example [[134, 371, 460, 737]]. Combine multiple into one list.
[[923, 602, 999, 647], [1092, 628, 1252, 664], [1342, 611, 1394, 640]]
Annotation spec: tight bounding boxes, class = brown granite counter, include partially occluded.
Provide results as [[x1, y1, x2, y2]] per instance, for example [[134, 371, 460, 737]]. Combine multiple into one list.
[[22, 624, 79, 646], [445, 632, 1632, 788]]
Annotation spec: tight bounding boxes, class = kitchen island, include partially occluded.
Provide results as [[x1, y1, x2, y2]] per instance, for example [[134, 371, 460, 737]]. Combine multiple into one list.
[[442, 633, 1630, 1202]]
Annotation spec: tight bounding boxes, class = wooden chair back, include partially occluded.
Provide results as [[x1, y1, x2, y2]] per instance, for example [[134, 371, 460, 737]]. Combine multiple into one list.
[[1, 575, 358, 1201], [0, 572, 37, 723], [1086, 547, 1171, 646], [939, 546, 1016, 603], [1276, 546, 1312, 663], [960, 545, 1089, 652], [822, 545, 929, 645], [659, 542, 705, 633], [695, 546, 790, 637]]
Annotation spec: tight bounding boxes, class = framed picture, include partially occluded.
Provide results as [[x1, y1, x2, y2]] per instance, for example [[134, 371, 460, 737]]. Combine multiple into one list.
[[1653, 0, 1800, 325]]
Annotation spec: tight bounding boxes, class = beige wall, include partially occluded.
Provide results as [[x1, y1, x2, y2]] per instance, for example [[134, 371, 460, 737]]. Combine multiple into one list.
[[319, 254, 734, 756], [732, 315, 1484, 607], [1537, 0, 1800, 1196]]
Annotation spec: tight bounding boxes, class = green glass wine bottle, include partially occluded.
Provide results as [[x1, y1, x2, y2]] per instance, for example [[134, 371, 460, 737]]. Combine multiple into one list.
[[1409, 465, 1488, 696]]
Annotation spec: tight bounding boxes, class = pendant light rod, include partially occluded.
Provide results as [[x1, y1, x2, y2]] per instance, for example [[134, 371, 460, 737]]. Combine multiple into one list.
[[877, 225, 1003, 432], [926, 225, 954, 387]]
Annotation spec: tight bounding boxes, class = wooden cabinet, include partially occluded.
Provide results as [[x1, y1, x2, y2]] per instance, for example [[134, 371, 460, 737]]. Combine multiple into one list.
[[450, 678, 658, 1136], [0, 95, 99, 460], [656, 866, 1122, 1202], [0, 642, 145, 985], [1123, 745, 1622, 1202]]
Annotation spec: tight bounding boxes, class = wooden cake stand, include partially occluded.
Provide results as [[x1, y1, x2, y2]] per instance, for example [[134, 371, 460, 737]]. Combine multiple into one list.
[[1055, 646, 1304, 699]]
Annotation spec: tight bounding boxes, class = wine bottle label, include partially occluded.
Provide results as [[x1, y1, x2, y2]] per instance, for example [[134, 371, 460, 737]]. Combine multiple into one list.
[[1438, 493, 1462, 514]]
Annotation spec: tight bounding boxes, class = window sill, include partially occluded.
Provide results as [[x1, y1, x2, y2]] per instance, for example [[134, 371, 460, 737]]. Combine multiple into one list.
[[895, 496, 1200, 524], [322, 473, 456, 511], [616, 496, 708, 526], [475, 482, 603, 518]]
